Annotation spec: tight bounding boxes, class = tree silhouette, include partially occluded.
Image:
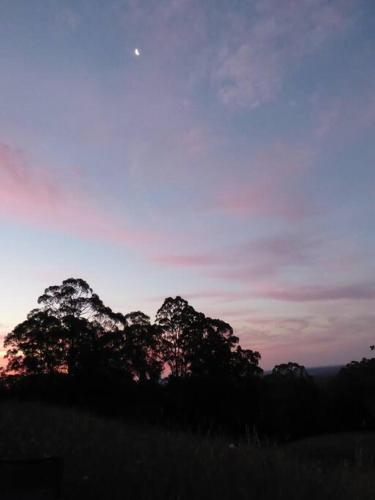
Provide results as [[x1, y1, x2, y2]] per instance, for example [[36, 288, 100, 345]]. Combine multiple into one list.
[[263, 362, 317, 439], [37, 277, 118, 325], [3, 278, 267, 436], [337, 353, 375, 428], [156, 296, 262, 379], [272, 362, 310, 380], [229, 346, 263, 379], [4, 309, 65, 375], [109, 311, 163, 382], [7, 276, 375, 439], [4, 278, 121, 377], [187, 316, 237, 378], [155, 296, 199, 378]]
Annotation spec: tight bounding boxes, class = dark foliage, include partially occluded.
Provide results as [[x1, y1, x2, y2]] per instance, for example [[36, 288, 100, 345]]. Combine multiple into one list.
[[1, 278, 375, 442], [335, 356, 375, 429]]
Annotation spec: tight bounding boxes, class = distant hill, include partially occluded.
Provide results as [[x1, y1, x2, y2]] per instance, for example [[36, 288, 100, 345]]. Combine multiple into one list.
[[264, 365, 342, 377], [306, 365, 342, 378]]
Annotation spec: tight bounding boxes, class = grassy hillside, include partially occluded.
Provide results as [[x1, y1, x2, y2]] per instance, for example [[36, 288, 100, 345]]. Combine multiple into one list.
[[289, 432, 375, 466], [0, 401, 374, 499]]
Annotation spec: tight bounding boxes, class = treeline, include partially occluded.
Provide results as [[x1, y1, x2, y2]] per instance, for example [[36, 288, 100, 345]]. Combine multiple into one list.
[[1, 278, 374, 441]]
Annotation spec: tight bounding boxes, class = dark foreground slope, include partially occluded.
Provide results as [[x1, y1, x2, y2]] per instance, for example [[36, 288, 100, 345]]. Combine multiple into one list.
[[0, 401, 374, 500]]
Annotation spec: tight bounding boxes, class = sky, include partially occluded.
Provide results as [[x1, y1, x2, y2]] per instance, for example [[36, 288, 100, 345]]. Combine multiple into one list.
[[0, 0, 374, 369]]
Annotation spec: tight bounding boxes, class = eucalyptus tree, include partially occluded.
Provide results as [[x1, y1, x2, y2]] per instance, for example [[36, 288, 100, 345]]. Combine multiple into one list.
[[108, 311, 163, 382], [4, 309, 66, 375], [156, 296, 262, 380], [155, 296, 200, 378], [4, 278, 121, 377], [187, 317, 236, 378], [229, 346, 263, 379], [271, 362, 310, 380]]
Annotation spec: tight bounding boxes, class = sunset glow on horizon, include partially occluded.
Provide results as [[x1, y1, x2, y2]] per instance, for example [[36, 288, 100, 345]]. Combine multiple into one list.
[[0, 0, 374, 369]]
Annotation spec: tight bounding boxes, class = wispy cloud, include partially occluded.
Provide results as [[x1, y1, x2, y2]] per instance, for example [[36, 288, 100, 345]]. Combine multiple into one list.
[[116, 0, 357, 109], [219, 233, 321, 282], [151, 229, 323, 295], [0, 0, 373, 371], [213, 142, 315, 220], [153, 253, 218, 267], [258, 283, 375, 302], [149, 282, 375, 305], [0, 143, 149, 246], [212, 0, 356, 108], [313, 83, 375, 141], [55, 6, 80, 32], [239, 313, 375, 368]]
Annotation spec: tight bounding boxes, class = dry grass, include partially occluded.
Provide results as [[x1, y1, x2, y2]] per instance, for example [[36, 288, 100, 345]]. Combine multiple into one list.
[[0, 400, 374, 499]]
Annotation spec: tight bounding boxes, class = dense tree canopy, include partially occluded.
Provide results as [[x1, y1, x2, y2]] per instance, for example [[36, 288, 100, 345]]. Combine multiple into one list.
[[4, 309, 65, 375], [4, 279, 262, 383], [109, 311, 163, 382], [271, 362, 310, 380], [155, 296, 261, 379], [2, 278, 375, 441], [4, 279, 120, 377]]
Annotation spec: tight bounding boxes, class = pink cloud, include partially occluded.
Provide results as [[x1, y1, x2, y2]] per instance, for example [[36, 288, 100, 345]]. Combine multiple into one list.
[[148, 282, 375, 306], [144, 290, 248, 304], [258, 283, 375, 302], [218, 186, 309, 221], [238, 313, 375, 369], [214, 142, 315, 220], [180, 291, 249, 303], [217, 233, 322, 283], [153, 232, 313, 265], [0, 143, 150, 246], [153, 253, 219, 267], [151, 230, 321, 289]]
